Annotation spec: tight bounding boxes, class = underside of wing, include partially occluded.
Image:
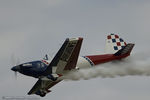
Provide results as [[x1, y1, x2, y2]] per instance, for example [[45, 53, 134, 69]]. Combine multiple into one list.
[[28, 79, 61, 96], [28, 37, 83, 97], [44, 37, 83, 75]]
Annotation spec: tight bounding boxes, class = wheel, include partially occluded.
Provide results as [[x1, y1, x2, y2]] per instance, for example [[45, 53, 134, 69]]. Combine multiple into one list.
[[40, 93, 46, 97]]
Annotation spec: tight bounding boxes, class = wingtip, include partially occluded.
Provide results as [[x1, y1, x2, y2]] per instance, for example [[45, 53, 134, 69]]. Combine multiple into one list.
[[78, 37, 83, 41]]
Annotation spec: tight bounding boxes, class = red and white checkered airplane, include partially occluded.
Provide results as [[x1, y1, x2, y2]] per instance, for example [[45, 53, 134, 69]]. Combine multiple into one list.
[[11, 34, 134, 97]]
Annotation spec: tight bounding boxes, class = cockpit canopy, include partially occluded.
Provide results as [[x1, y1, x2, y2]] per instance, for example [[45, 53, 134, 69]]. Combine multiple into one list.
[[22, 61, 47, 68]]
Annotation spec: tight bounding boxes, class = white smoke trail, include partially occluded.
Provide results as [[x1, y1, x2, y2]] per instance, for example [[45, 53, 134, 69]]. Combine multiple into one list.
[[63, 53, 150, 81]]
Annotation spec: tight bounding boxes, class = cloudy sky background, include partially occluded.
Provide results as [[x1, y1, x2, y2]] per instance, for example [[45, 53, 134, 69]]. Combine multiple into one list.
[[0, 0, 150, 100]]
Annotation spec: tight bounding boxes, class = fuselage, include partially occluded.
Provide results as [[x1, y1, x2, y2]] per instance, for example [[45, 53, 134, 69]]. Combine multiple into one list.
[[11, 53, 130, 79], [11, 56, 90, 78]]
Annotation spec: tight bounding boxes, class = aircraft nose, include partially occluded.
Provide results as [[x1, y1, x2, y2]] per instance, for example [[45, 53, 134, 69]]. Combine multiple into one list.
[[11, 66, 20, 72]]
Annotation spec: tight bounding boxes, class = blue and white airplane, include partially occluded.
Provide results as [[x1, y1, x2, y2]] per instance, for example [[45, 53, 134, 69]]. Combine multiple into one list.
[[11, 34, 134, 97]]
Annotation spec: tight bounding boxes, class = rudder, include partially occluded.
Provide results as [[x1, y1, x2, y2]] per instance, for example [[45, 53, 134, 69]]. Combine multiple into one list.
[[105, 34, 127, 54]]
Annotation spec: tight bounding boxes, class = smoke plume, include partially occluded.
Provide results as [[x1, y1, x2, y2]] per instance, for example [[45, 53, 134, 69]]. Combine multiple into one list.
[[63, 53, 150, 81]]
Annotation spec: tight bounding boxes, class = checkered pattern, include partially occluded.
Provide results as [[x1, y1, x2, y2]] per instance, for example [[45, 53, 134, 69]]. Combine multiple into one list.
[[107, 34, 127, 51]]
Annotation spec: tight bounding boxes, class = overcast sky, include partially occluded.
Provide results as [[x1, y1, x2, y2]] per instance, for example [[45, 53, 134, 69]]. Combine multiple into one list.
[[1, 0, 150, 100]]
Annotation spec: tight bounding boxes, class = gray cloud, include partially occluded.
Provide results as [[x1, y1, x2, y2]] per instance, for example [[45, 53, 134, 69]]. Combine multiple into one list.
[[0, 0, 150, 100]]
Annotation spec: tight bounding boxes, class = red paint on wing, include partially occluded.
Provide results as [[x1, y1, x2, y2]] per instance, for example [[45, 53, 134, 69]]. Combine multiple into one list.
[[57, 74, 63, 77]]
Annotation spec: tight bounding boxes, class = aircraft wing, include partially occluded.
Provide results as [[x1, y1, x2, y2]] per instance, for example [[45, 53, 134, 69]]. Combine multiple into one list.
[[28, 79, 61, 95], [28, 37, 83, 96], [44, 37, 83, 75]]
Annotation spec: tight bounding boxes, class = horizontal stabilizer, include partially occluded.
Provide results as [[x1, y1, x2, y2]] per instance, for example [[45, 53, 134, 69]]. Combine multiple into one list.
[[114, 43, 135, 56]]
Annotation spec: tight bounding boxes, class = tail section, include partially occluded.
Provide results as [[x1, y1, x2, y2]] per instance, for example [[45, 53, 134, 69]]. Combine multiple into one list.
[[114, 43, 135, 56], [105, 34, 127, 54], [84, 34, 135, 65]]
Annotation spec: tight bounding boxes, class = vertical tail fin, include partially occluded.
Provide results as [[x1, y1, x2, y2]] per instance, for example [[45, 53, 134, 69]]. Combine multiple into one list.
[[105, 34, 127, 54]]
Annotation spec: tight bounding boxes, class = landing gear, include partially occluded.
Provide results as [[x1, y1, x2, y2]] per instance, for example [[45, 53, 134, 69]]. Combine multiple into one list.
[[47, 75, 58, 81], [39, 92, 46, 97], [35, 90, 46, 97]]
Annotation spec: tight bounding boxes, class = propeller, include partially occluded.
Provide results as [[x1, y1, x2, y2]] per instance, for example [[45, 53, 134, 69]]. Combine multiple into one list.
[[14, 71, 17, 79], [11, 54, 20, 79]]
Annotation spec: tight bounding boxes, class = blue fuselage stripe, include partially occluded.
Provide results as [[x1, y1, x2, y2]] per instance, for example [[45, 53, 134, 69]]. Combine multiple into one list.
[[82, 56, 94, 66]]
